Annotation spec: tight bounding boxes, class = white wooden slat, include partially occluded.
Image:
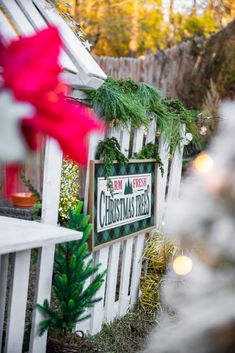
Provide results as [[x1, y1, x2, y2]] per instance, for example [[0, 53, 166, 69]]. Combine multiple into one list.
[[118, 238, 134, 317], [0, 10, 18, 42], [0, 216, 81, 255], [156, 135, 169, 229], [78, 128, 105, 333], [89, 247, 109, 335], [1, 0, 35, 35], [146, 119, 156, 144], [116, 126, 133, 318], [128, 128, 146, 306], [4, 250, 31, 353], [29, 138, 63, 353], [130, 234, 145, 306], [41, 138, 62, 225], [75, 254, 93, 334], [106, 127, 121, 140], [104, 243, 120, 322], [33, 0, 107, 82], [119, 127, 131, 157], [15, 0, 78, 74], [0, 254, 9, 346], [29, 247, 54, 353], [167, 125, 185, 201], [84, 131, 105, 213], [132, 127, 145, 153]]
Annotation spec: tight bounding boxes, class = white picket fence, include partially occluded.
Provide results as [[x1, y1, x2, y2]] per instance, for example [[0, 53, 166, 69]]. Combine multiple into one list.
[[0, 125, 185, 353], [77, 120, 185, 335], [0, 2, 186, 351]]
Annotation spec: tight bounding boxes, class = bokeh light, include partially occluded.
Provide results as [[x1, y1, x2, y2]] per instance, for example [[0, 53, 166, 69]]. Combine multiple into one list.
[[173, 255, 193, 276], [193, 152, 214, 174]]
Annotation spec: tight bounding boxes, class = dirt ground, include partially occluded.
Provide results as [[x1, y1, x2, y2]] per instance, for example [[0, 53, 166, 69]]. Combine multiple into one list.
[[81, 308, 157, 353]]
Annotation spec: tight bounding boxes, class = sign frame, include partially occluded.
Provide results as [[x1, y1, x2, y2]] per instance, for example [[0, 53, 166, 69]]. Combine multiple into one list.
[[89, 159, 158, 251]]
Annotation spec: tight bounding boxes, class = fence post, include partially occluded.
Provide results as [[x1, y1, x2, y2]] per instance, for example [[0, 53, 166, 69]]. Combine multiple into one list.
[[29, 138, 62, 353]]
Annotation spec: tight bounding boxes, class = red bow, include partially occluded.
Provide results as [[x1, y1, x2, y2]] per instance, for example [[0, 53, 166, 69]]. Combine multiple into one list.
[[0, 26, 105, 196]]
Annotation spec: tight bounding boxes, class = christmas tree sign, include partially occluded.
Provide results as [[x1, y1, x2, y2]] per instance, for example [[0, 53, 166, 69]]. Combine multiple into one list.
[[89, 160, 157, 250]]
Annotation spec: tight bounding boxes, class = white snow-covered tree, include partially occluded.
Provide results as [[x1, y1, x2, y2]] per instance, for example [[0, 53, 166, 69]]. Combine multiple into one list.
[[145, 102, 235, 353]]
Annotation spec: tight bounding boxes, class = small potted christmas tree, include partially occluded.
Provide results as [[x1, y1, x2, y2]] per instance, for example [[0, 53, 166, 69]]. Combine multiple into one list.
[[37, 201, 105, 352]]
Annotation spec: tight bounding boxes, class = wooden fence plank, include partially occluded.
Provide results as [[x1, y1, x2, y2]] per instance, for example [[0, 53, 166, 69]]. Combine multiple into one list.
[[118, 237, 134, 317], [117, 127, 133, 317], [0, 254, 9, 346], [119, 127, 131, 157], [167, 125, 185, 202], [80, 131, 105, 333], [75, 255, 94, 334], [129, 128, 146, 306], [29, 138, 62, 353], [133, 127, 145, 153], [90, 247, 109, 335], [130, 234, 145, 306], [156, 135, 169, 229], [4, 250, 31, 353], [104, 243, 120, 322], [146, 119, 156, 144], [84, 131, 105, 214]]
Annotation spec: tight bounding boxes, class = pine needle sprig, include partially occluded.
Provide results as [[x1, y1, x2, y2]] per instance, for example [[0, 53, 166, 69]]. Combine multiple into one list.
[[133, 142, 164, 177]]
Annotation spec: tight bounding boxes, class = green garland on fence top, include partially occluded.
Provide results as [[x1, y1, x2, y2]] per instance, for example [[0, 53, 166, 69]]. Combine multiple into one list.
[[83, 77, 201, 153], [95, 137, 128, 195], [133, 143, 164, 177], [95, 138, 164, 196]]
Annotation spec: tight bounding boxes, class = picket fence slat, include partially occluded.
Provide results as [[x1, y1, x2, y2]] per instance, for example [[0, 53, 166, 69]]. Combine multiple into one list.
[[118, 237, 134, 317], [29, 246, 55, 353], [106, 127, 121, 140], [133, 127, 145, 153], [29, 138, 62, 353], [120, 128, 131, 157], [90, 247, 109, 335], [167, 125, 185, 202], [76, 255, 94, 333], [156, 135, 169, 229], [104, 243, 120, 322], [4, 250, 31, 353], [84, 131, 105, 214], [0, 254, 9, 345], [128, 127, 146, 306], [116, 127, 133, 318], [79, 131, 106, 333], [146, 119, 156, 144], [130, 234, 145, 306]]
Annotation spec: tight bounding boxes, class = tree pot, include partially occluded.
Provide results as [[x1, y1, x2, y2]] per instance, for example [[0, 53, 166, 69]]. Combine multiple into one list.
[[11, 192, 37, 208], [46, 332, 84, 353]]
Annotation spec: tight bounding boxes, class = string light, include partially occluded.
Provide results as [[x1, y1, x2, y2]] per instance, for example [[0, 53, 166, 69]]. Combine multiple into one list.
[[193, 152, 214, 174], [200, 126, 207, 136], [173, 255, 193, 276]]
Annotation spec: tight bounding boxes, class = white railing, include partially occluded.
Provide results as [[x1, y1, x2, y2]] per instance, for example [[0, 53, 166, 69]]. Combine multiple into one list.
[[0, 216, 82, 353], [78, 122, 185, 335]]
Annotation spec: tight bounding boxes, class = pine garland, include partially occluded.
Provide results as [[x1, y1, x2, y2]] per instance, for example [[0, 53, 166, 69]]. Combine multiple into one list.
[[95, 137, 128, 195], [133, 143, 164, 177], [83, 78, 149, 128], [83, 77, 201, 152]]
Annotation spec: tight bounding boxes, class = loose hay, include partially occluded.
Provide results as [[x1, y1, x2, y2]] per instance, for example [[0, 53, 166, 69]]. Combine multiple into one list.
[[140, 231, 177, 311]]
